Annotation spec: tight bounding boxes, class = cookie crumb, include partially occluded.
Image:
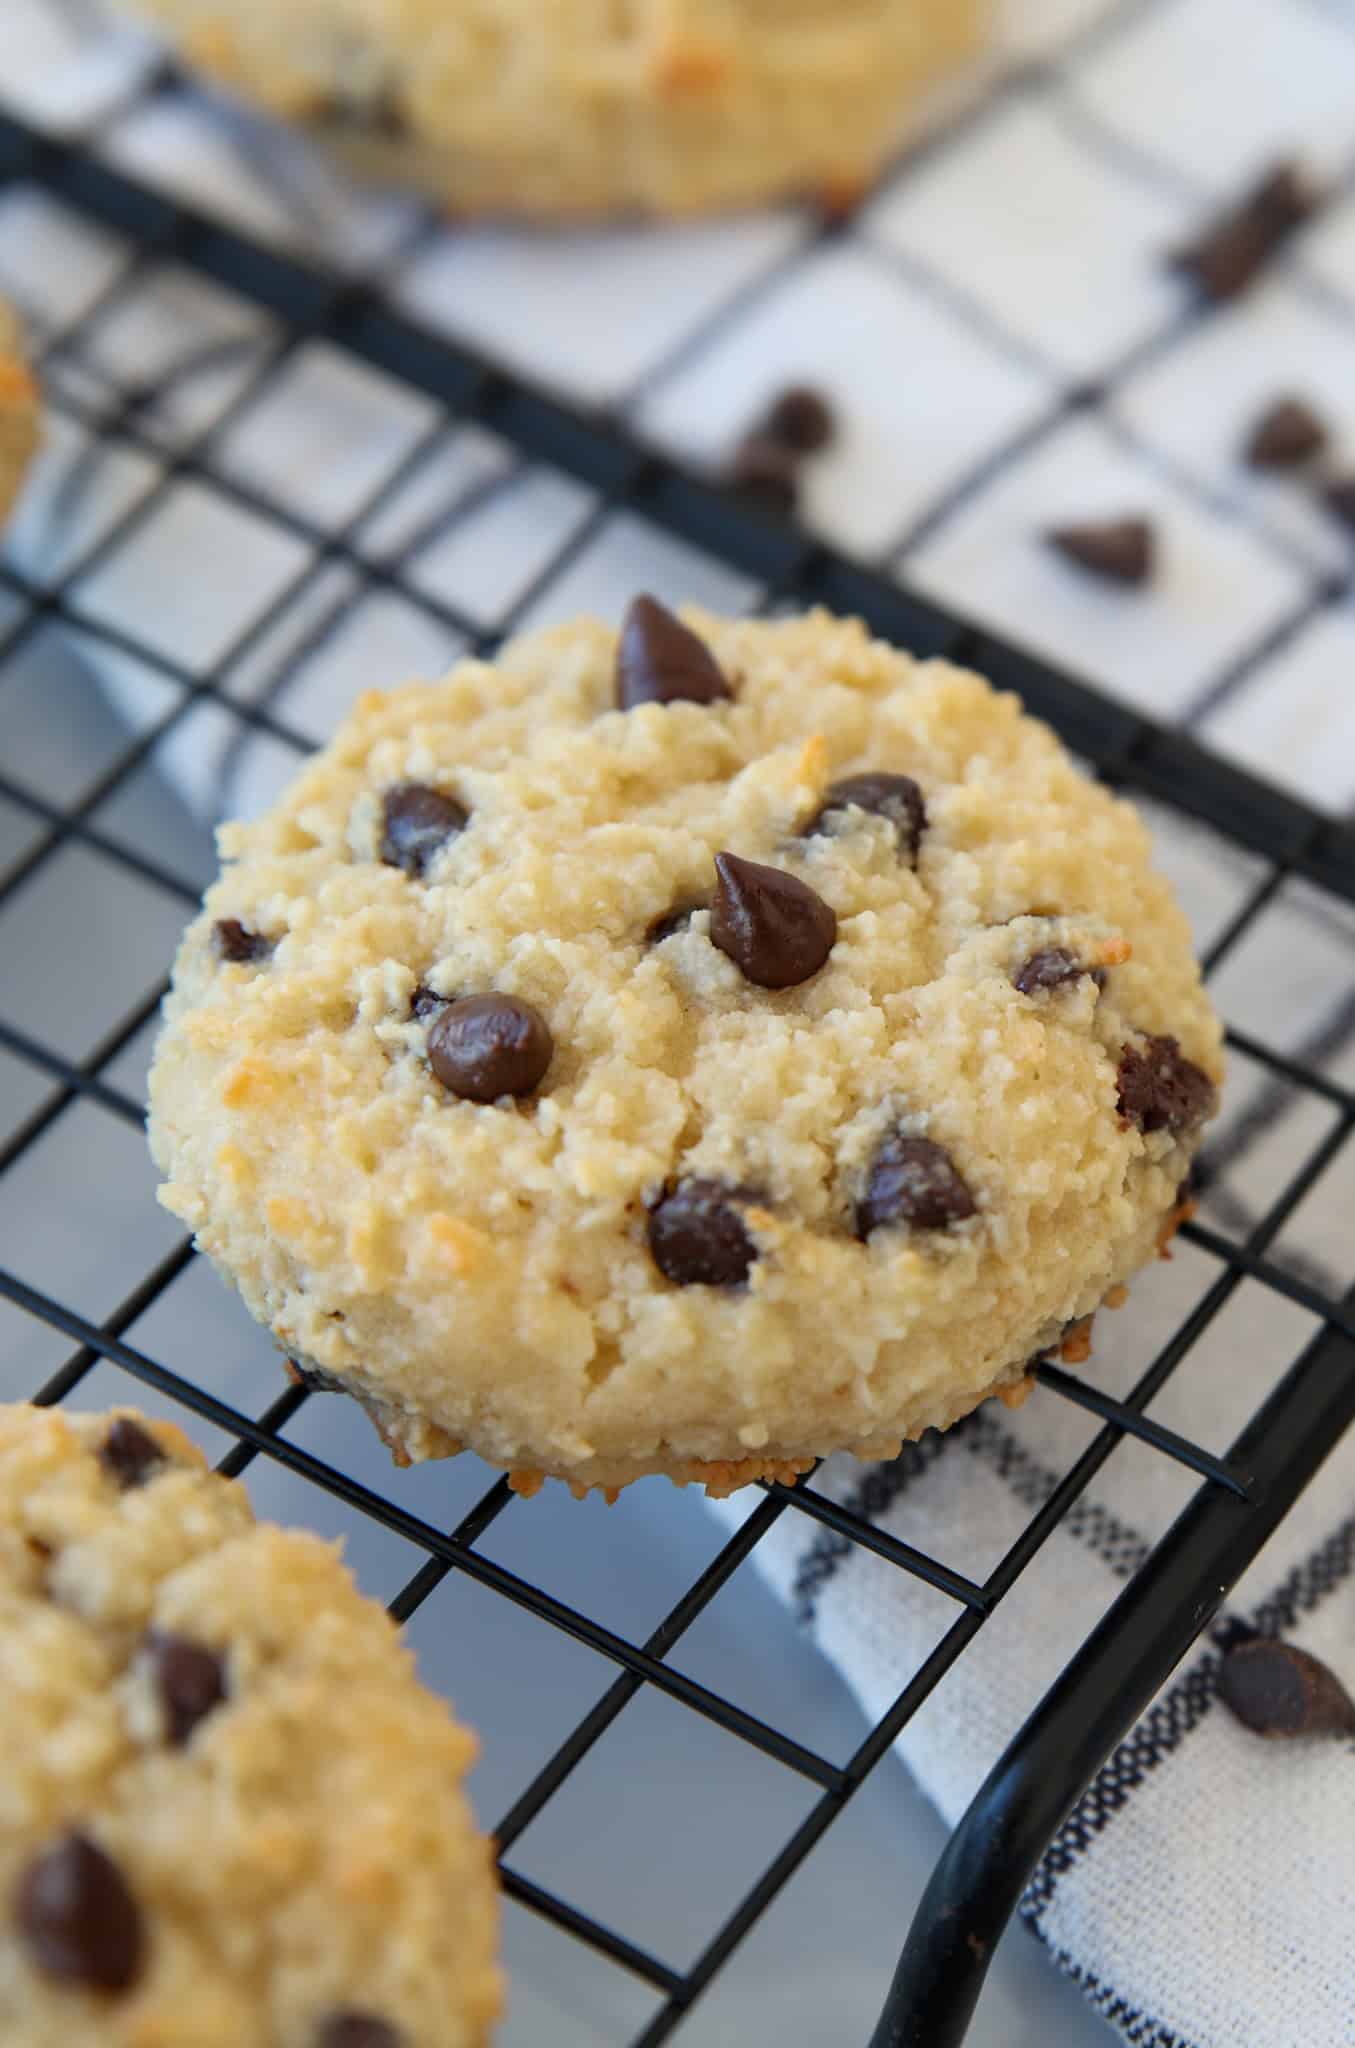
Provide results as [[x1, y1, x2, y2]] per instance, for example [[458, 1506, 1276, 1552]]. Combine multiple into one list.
[[1157, 1193, 1197, 1257], [1059, 1317, 1095, 1366]]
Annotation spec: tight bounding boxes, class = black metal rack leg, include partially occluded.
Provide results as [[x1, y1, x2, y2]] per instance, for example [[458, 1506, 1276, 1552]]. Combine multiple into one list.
[[868, 1303, 1355, 2048]]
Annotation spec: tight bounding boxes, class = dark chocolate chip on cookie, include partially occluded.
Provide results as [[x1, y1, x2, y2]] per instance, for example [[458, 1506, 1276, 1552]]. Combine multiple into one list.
[[648, 1179, 760, 1287]]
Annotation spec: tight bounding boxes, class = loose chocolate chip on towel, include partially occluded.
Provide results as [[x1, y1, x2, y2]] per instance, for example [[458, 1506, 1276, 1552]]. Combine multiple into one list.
[[1245, 396, 1328, 470], [319, 2015, 403, 2048], [711, 852, 837, 989], [1012, 947, 1103, 996], [805, 773, 927, 864], [427, 994, 554, 1102], [16, 1832, 145, 1992], [100, 1418, 166, 1491], [145, 1631, 228, 1747], [1169, 161, 1319, 301], [379, 783, 469, 878], [1047, 517, 1154, 587], [758, 385, 836, 455], [615, 595, 732, 710], [648, 1179, 759, 1287], [212, 919, 273, 964], [1217, 1637, 1355, 1740], [1116, 1034, 1215, 1134], [857, 1132, 976, 1238]]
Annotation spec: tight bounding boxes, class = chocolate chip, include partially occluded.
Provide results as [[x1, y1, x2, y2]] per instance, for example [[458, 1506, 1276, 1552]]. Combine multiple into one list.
[[645, 903, 702, 946], [1170, 162, 1319, 301], [427, 994, 553, 1102], [314, 86, 408, 142], [409, 985, 451, 1020], [615, 596, 732, 710], [1116, 1034, 1216, 1134], [1217, 1637, 1355, 1740], [379, 783, 468, 879], [1245, 396, 1328, 470], [729, 435, 800, 517], [857, 1132, 976, 1238], [212, 919, 273, 964], [1012, 947, 1104, 996], [16, 1833, 145, 1992], [648, 1179, 759, 1287], [758, 385, 836, 456], [99, 1419, 166, 1492], [318, 2015, 403, 2048], [710, 852, 837, 990], [145, 1631, 227, 1747], [1046, 517, 1154, 587], [804, 773, 927, 865], [1322, 476, 1355, 535]]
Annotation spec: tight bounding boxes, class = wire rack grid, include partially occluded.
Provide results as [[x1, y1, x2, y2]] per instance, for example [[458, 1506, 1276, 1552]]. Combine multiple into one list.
[[0, 80, 1354, 2048]]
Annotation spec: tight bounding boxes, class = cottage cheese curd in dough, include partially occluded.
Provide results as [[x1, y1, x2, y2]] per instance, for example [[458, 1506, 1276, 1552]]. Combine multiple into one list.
[[127, 0, 989, 216], [149, 606, 1222, 1499], [0, 1403, 501, 2047]]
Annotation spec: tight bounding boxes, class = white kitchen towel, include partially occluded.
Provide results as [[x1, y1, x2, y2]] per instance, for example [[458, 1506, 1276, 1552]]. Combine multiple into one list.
[[1, 3, 1354, 2046]]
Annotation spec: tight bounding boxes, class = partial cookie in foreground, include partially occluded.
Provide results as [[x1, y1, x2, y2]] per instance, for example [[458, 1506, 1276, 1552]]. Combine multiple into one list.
[[0, 1402, 501, 2047], [0, 299, 39, 528], [149, 604, 1223, 1499], [127, 0, 989, 217]]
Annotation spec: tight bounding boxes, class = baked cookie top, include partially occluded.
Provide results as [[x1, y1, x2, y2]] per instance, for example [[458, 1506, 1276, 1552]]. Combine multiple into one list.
[[0, 1403, 501, 2046], [0, 297, 39, 528], [149, 606, 1222, 1496]]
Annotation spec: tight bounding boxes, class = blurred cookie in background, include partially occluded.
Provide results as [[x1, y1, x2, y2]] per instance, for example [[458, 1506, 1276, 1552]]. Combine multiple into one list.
[[126, 0, 991, 218], [0, 299, 39, 530]]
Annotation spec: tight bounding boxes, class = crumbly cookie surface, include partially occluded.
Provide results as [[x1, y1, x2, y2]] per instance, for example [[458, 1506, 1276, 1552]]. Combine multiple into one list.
[[0, 1403, 501, 2047], [148, 607, 1223, 1497], [127, 0, 988, 216], [0, 299, 39, 529]]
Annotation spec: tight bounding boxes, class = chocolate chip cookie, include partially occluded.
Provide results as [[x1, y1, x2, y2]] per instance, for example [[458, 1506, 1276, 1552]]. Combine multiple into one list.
[[149, 603, 1223, 1499], [0, 299, 38, 529], [0, 1402, 501, 2045], [125, 0, 988, 217]]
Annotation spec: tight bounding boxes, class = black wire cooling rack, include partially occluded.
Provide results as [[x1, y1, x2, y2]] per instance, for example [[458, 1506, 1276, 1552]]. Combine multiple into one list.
[[1, 102, 1354, 2048]]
